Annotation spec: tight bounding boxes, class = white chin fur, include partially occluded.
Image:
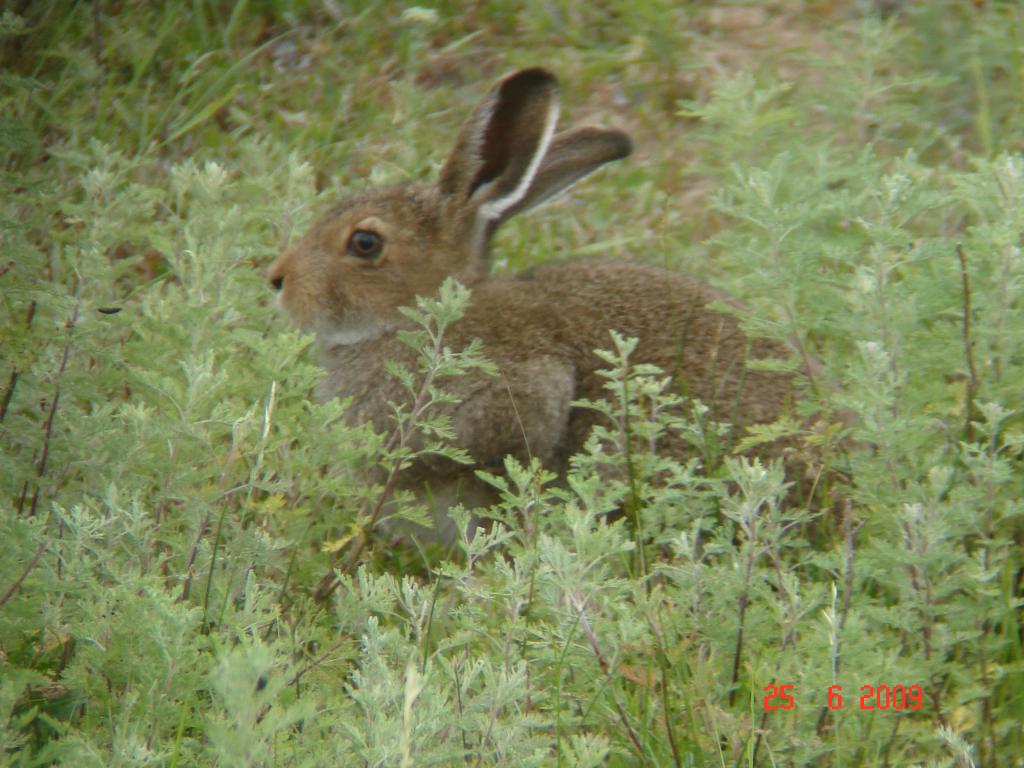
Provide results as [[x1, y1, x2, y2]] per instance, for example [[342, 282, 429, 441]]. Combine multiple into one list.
[[317, 319, 385, 348]]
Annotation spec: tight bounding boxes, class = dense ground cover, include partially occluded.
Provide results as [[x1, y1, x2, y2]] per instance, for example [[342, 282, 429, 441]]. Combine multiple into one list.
[[2, 1, 1023, 765]]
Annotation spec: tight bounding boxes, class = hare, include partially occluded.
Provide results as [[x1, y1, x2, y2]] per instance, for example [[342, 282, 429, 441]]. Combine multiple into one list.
[[268, 68, 806, 543]]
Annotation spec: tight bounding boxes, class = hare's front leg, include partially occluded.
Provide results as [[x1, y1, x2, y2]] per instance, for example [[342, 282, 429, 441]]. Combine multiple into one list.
[[388, 357, 575, 546], [451, 356, 576, 474], [417, 360, 581, 548]]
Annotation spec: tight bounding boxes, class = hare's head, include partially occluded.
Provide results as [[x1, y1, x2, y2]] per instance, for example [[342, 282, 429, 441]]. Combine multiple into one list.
[[268, 68, 631, 344]]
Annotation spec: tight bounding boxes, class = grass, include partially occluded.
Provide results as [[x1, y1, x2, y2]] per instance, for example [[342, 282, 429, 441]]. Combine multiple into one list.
[[2, 1, 1024, 766]]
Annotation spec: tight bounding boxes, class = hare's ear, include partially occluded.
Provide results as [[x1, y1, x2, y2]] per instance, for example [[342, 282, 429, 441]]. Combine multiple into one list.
[[498, 125, 632, 222], [438, 68, 561, 222]]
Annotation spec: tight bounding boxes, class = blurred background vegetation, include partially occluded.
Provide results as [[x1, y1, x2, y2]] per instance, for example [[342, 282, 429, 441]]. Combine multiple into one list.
[[2, 1, 1023, 765]]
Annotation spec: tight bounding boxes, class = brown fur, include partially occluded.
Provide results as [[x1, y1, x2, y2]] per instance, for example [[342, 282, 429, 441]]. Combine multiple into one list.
[[268, 68, 806, 542]]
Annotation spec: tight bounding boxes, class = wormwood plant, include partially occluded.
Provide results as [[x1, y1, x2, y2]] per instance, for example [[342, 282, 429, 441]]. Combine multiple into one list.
[[1, 137, 348, 762], [673, 18, 1024, 764]]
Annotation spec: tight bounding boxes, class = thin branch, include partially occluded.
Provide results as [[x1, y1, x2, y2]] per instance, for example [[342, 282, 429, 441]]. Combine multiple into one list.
[[728, 590, 749, 707], [0, 539, 49, 608], [178, 510, 212, 603], [835, 500, 862, 670], [816, 500, 862, 737], [729, 524, 759, 707], [286, 638, 349, 688], [572, 594, 648, 761], [647, 607, 683, 768], [2, 301, 37, 426], [29, 388, 62, 518], [956, 243, 979, 442], [0, 370, 18, 424], [783, 300, 823, 398], [752, 681, 774, 765], [29, 302, 79, 518], [618, 350, 649, 588]]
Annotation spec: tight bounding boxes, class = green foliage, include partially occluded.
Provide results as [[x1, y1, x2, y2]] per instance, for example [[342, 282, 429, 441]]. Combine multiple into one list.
[[2, 1, 1023, 766]]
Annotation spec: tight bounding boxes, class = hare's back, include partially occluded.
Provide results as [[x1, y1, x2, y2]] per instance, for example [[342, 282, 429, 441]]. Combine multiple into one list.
[[517, 260, 799, 437]]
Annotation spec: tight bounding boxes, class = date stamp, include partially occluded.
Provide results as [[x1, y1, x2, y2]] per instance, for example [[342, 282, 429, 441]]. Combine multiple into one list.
[[763, 684, 924, 711]]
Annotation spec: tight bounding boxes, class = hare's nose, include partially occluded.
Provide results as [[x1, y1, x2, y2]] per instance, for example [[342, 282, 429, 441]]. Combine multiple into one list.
[[270, 275, 284, 291]]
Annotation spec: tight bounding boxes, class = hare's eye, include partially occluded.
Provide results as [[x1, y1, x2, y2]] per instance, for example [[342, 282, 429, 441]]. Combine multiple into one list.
[[347, 229, 383, 260]]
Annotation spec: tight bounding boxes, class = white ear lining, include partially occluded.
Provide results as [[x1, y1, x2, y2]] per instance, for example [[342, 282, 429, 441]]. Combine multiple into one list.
[[513, 162, 604, 214], [470, 99, 497, 177], [477, 96, 561, 222]]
